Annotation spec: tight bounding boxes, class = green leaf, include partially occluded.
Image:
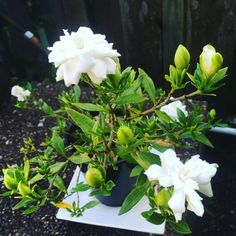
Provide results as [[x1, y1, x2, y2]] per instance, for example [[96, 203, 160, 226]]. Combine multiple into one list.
[[28, 173, 44, 185], [208, 67, 228, 88], [74, 85, 81, 101], [23, 158, 30, 180], [139, 68, 156, 103], [51, 175, 66, 193], [135, 173, 147, 187], [119, 181, 149, 215], [69, 153, 91, 164], [114, 94, 147, 105], [130, 165, 143, 177], [155, 110, 172, 123], [22, 205, 41, 215], [141, 211, 165, 225], [82, 200, 99, 211], [104, 180, 115, 191], [151, 144, 173, 153], [42, 102, 54, 115], [52, 130, 66, 157], [72, 103, 105, 112], [0, 191, 12, 197], [131, 152, 160, 169], [195, 133, 214, 148], [66, 108, 95, 134], [49, 161, 67, 174], [71, 182, 90, 193], [121, 74, 143, 96], [14, 170, 25, 183], [168, 219, 192, 234], [13, 198, 34, 210], [177, 108, 186, 123]]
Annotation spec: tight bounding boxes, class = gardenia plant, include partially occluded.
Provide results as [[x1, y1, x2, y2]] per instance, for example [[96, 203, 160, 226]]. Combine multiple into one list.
[[1, 27, 227, 234]]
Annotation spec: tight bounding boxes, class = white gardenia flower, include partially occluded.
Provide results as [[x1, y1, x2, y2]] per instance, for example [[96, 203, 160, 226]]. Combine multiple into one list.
[[160, 101, 188, 121], [145, 149, 218, 222], [11, 85, 31, 102], [184, 155, 218, 197], [48, 27, 120, 87]]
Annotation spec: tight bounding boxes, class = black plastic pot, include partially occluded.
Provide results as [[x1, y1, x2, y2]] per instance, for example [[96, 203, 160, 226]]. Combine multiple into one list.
[[96, 160, 136, 207]]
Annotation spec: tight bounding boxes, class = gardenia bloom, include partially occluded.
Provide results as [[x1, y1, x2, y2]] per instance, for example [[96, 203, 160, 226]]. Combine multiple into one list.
[[160, 101, 188, 121], [11, 85, 31, 102], [48, 27, 120, 87], [199, 44, 223, 78], [144, 149, 218, 222]]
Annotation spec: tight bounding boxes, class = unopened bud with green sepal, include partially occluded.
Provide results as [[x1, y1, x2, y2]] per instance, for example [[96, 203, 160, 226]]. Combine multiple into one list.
[[209, 109, 216, 119], [18, 181, 32, 196], [155, 188, 171, 209], [174, 44, 190, 70], [85, 168, 104, 188], [117, 126, 134, 145], [3, 169, 18, 190], [200, 44, 223, 78]]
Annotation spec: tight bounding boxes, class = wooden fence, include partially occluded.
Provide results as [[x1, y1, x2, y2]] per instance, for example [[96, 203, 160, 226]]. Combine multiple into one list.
[[2, 0, 236, 117]]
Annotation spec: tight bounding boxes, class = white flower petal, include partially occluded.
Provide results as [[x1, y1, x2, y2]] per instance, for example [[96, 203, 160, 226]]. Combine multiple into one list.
[[168, 190, 186, 222], [198, 183, 213, 197], [11, 85, 31, 101], [160, 101, 188, 121], [144, 164, 163, 182], [186, 195, 204, 217]]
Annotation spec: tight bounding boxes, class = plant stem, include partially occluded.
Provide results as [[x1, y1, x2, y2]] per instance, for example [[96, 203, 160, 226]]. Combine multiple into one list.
[[76, 165, 81, 208], [129, 89, 200, 120]]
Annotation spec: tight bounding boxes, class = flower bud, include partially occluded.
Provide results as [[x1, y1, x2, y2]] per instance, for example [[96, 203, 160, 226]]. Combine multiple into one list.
[[174, 44, 190, 70], [155, 188, 171, 209], [85, 168, 104, 188], [117, 126, 134, 145], [209, 109, 216, 119], [200, 44, 223, 78], [18, 181, 32, 196], [3, 169, 18, 190]]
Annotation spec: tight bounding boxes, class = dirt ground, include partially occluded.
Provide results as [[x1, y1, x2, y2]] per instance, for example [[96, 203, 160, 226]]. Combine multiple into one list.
[[0, 81, 235, 236]]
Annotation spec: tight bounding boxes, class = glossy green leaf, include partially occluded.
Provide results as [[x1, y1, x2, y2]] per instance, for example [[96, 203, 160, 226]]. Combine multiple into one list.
[[141, 211, 165, 225], [119, 181, 149, 215], [114, 94, 147, 105], [130, 165, 143, 177], [69, 153, 91, 164], [22, 205, 41, 215], [168, 219, 192, 234], [49, 161, 67, 174], [72, 103, 105, 112], [139, 68, 156, 103], [66, 108, 95, 134], [52, 130, 66, 157]]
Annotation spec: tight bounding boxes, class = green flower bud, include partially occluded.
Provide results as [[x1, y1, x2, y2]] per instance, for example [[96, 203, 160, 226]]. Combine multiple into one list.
[[18, 181, 31, 196], [3, 169, 18, 190], [210, 109, 216, 119], [117, 126, 134, 145], [85, 168, 104, 188], [200, 44, 223, 78], [174, 44, 190, 70], [155, 188, 171, 209]]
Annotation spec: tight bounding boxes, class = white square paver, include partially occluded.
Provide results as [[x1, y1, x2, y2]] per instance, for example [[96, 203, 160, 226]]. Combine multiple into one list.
[[57, 167, 165, 234]]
